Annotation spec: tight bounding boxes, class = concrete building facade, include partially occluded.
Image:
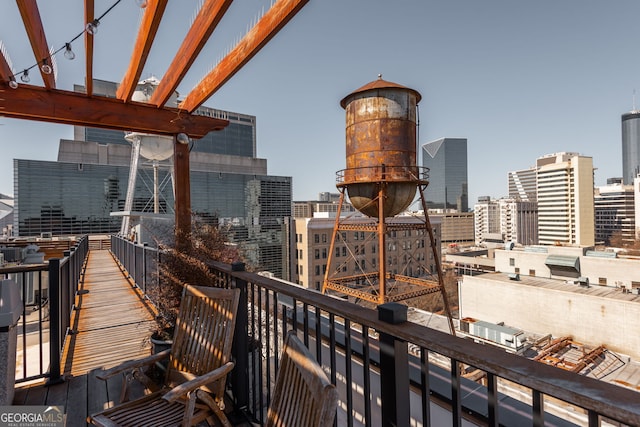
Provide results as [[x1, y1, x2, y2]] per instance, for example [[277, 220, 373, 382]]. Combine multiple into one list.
[[594, 180, 636, 245], [293, 215, 441, 291], [460, 272, 640, 359], [473, 197, 538, 246], [460, 244, 640, 358], [508, 167, 537, 202], [494, 245, 640, 288], [536, 152, 594, 246], [433, 212, 474, 246], [474, 197, 500, 245]]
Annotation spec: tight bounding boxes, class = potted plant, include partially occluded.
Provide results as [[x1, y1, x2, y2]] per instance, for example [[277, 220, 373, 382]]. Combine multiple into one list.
[[146, 218, 243, 354]]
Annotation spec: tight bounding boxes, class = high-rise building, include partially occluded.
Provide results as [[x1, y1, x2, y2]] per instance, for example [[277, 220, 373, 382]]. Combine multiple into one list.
[[432, 212, 475, 246], [13, 80, 292, 279], [0, 194, 13, 238], [505, 199, 538, 246], [635, 176, 640, 240], [621, 110, 640, 185], [474, 196, 500, 245], [421, 138, 468, 212], [473, 197, 538, 246], [536, 152, 594, 246], [508, 167, 537, 201], [595, 180, 636, 245]]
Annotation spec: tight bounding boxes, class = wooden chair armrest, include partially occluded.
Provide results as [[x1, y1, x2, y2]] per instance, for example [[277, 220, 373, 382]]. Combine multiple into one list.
[[162, 361, 235, 403], [95, 349, 171, 380]]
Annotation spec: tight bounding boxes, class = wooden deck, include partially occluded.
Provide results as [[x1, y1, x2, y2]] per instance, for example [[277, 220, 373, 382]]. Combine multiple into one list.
[[13, 249, 158, 425], [12, 249, 251, 426]]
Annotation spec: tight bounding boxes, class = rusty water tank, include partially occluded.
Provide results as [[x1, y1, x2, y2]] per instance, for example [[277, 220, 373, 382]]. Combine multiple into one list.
[[339, 76, 422, 218]]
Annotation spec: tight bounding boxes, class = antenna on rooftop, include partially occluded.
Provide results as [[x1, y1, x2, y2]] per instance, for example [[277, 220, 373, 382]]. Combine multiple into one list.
[[633, 89, 637, 112]]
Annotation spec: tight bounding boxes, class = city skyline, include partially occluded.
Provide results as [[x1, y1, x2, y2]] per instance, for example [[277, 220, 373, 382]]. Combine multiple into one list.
[[2, 1, 640, 205]]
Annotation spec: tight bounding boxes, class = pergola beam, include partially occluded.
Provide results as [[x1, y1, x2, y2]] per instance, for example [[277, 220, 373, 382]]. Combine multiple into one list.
[[0, 83, 228, 138], [0, 49, 12, 82], [149, 0, 233, 107], [179, 0, 309, 112], [16, 0, 56, 89], [84, 0, 94, 96], [116, 0, 169, 101]]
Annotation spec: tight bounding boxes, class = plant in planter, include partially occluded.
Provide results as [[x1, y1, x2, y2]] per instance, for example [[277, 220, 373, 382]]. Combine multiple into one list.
[[146, 219, 243, 350]]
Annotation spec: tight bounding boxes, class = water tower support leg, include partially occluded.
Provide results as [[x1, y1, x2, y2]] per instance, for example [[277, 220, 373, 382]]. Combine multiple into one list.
[[377, 184, 387, 304], [418, 184, 456, 335], [322, 190, 346, 294]]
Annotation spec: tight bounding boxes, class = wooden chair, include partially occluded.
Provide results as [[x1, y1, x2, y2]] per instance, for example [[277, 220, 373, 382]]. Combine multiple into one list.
[[266, 332, 338, 427], [89, 285, 240, 427]]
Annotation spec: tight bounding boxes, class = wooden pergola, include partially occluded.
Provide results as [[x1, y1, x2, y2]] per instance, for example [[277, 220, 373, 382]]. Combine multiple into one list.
[[0, 0, 308, 247]]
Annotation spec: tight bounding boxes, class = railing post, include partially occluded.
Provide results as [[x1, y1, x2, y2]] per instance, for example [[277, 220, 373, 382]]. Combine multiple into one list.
[[46, 259, 63, 385], [132, 242, 137, 284], [142, 243, 148, 293], [377, 302, 410, 427], [230, 262, 249, 412]]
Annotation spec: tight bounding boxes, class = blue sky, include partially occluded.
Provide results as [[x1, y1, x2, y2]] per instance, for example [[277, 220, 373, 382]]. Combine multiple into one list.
[[1, 0, 639, 205]]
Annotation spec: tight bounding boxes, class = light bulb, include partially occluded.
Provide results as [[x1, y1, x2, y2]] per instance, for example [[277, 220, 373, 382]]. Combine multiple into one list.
[[41, 60, 52, 75], [135, 0, 148, 8], [86, 19, 100, 35], [8, 79, 18, 89], [64, 43, 75, 60], [20, 70, 30, 83]]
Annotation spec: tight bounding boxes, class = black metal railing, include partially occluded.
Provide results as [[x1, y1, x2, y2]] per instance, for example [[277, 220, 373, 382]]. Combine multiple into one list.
[[110, 235, 159, 295], [110, 237, 640, 427], [1, 235, 89, 384]]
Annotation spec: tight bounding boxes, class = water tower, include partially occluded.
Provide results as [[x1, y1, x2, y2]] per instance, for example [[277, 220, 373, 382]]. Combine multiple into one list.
[[119, 77, 176, 236], [322, 76, 454, 333]]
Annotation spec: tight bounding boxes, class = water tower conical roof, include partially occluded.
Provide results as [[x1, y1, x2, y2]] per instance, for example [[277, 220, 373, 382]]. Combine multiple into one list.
[[340, 75, 422, 108]]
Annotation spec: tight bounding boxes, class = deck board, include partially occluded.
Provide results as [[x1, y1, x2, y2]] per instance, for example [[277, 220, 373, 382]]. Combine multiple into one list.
[[62, 250, 157, 376], [13, 249, 156, 424], [12, 249, 247, 426]]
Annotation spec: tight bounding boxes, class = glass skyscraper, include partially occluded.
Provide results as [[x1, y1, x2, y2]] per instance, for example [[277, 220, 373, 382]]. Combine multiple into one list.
[[421, 138, 468, 212], [621, 111, 640, 185], [14, 80, 292, 279]]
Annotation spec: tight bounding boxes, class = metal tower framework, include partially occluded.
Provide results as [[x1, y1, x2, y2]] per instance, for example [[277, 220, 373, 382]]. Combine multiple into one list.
[[321, 176, 456, 335]]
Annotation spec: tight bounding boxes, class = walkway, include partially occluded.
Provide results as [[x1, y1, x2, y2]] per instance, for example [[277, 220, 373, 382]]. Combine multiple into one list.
[[13, 249, 157, 425]]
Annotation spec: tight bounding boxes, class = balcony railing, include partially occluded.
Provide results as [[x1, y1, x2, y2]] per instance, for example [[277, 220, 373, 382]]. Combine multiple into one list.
[[111, 235, 640, 426], [1, 236, 89, 384]]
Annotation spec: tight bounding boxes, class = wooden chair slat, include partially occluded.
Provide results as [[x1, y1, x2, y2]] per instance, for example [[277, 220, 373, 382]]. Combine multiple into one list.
[[89, 285, 240, 427], [266, 332, 339, 427]]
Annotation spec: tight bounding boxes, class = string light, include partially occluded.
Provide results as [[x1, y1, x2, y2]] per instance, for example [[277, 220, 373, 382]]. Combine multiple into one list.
[[40, 58, 52, 74], [85, 19, 100, 35], [4, 0, 139, 88], [64, 43, 75, 60]]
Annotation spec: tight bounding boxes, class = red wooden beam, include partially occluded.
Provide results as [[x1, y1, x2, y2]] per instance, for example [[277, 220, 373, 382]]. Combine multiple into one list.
[[179, 0, 309, 113], [174, 138, 192, 251], [0, 48, 13, 82], [0, 83, 228, 138], [16, 0, 56, 89], [148, 0, 233, 107], [84, 0, 95, 96], [116, 0, 169, 101]]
